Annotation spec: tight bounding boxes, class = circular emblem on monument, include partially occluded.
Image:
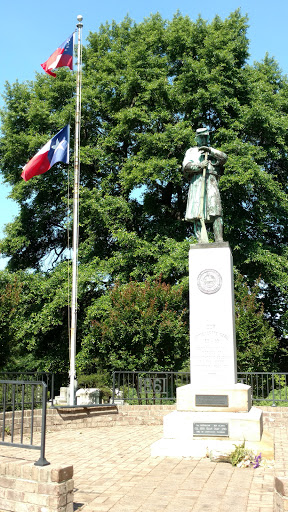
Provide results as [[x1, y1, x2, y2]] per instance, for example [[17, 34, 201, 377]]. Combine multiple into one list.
[[197, 269, 222, 294]]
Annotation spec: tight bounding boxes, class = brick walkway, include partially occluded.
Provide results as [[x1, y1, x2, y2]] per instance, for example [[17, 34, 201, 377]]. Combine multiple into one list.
[[1, 422, 286, 511]]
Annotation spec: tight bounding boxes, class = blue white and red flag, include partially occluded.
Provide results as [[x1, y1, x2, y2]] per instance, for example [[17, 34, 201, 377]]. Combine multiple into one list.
[[21, 125, 70, 181], [41, 34, 74, 77]]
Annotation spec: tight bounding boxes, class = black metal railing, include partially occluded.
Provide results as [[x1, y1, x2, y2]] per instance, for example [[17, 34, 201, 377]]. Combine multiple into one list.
[[112, 371, 288, 405], [0, 380, 49, 466], [0, 372, 55, 405], [237, 372, 288, 406], [112, 371, 190, 404]]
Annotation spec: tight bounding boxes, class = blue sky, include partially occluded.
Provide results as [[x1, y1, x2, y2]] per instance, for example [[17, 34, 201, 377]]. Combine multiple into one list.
[[1, 0, 288, 268]]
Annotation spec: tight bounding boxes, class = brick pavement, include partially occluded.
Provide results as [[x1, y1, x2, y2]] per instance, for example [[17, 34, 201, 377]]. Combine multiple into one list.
[[1, 422, 286, 512]]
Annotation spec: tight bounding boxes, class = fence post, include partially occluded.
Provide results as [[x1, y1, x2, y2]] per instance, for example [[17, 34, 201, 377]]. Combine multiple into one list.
[[35, 383, 50, 466], [1, 383, 6, 442], [272, 373, 276, 407], [51, 373, 55, 406], [112, 372, 115, 404]]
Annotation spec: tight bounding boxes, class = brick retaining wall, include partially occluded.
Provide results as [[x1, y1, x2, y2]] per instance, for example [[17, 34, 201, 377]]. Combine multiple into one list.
[[258, 406, 288, 429], [0, 405, 286, 436], [0, 460, 73, 512], [0, 404, 176, 439], [46, 404, 176, 430], [48, 405, 288, 430]]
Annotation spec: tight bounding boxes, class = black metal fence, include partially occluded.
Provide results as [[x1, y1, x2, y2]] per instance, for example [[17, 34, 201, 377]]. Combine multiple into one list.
[[112, 371, 288, 405], [0, 372, 55, 405], [237, 372, 288, 405], [112, 371, 190, 404], [0, 380, 49, 466]]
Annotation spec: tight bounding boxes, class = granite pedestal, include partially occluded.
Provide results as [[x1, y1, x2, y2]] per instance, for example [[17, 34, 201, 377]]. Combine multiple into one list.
[[151, 243, 264, 458]]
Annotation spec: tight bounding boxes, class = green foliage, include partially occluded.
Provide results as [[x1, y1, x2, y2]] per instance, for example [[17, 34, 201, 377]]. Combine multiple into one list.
[[235, 273, 279, 371], [0, 265, 72, 373], [77, 372, 110, 388], [230, 442, 255, 467], [117, 387, 175, 406], [257, 390, 288, 406], [76, 278, 189, 373], [0, 10, 287, 373], [257, 375, 288, 406], [0, 272, 22, 367], [77, 372, 112, 401], [0, 381, 43, 412]]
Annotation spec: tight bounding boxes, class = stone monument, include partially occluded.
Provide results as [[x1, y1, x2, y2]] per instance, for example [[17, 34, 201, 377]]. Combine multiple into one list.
[[151, 128, 265, 458]]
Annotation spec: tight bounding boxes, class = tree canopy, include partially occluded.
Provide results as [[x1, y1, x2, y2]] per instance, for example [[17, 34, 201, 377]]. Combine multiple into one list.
[[0, 10, 287, 374]]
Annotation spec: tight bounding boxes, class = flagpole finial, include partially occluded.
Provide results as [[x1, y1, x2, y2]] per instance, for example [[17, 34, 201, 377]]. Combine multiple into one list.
[[77, 14, 83, 27]]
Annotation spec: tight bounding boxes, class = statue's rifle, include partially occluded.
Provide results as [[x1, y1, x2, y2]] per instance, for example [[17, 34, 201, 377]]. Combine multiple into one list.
[[199, 150, 209, 243]]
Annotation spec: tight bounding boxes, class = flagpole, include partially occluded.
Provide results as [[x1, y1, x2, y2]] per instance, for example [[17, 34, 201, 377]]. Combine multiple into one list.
[[69, 14, 83, 406]]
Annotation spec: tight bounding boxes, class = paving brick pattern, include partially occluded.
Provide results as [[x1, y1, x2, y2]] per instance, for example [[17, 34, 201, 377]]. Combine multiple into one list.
[[1, 421, 286, 512]]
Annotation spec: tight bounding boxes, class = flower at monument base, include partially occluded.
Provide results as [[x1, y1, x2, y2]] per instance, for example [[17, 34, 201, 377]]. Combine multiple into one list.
[[253, 453, 262, 468], [237, 455, 251, 468]]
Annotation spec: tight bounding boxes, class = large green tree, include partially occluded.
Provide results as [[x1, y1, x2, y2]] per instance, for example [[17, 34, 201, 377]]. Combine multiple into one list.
[[0, 272, 22, 367], [0, 10, 287, 372]]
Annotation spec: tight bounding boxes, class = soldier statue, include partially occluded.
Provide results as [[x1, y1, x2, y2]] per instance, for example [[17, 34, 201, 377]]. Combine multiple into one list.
[[182, 127, 227, 243]]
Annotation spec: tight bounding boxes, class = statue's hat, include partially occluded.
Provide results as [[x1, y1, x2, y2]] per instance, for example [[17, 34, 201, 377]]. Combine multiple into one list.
[[196, 127, 209, 136]]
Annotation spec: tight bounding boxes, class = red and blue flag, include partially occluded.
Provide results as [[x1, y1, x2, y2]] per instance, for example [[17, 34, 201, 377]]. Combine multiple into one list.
[[21, 125, 70, 181], [41, 34, 74, 77]]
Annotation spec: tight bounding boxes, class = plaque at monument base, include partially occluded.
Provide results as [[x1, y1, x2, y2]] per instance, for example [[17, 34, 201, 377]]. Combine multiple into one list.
[[177, 383, 252, 413], [193, 422, 229, 436], [150, 407, 263, 457], [195, 395, 229, 407], [162, 409, 262, 441]]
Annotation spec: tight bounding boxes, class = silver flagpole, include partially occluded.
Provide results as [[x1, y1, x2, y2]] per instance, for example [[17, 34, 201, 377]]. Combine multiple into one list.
[[69, 14, 83, 406]]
